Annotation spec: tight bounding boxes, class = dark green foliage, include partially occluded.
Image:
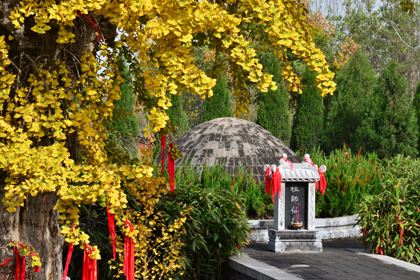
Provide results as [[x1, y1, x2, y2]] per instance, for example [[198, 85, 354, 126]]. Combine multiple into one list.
[[373, 61, 418, 157], [324, 50, 377, 153], [310, 147, 383, 217], [415, 83, 420, 151], [202, 75, 233, 122], [291, 70, 324, 152], [168, 94, 190, 136], [159, 174, 249, 279], [357, 156, 420, 264], [256, 52, 291, 144], [105, 60, 140, 163]]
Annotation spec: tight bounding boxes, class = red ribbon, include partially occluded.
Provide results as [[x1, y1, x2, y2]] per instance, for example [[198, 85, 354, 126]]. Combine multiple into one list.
[[271, 168, 282, 203], [106, 207, 117, 260], [13, 247, 25, 280], [82, 244, 97, 280], [123, 220, 135, 280], [168, 142, 175, 192], [318, 168, 327, 196], [161, 135, 166, 174], [61, 243, 74, 280], [264, 167, 271, 196], [0, 257, 12, 267]]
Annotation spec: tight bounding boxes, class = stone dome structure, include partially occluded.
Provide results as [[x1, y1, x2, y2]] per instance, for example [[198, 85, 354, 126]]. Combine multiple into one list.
[[175, 117, 298, 181]]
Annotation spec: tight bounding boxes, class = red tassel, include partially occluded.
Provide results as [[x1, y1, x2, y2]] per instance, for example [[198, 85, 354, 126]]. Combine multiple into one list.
[[106, 207, 117, 260], [123, 220, 135, 280], [61, 243, 74, 280], [161, 135, 166, 174], [318, 168, 327, 196], [271, 168, 282, 203], [13, 247, 25, 280], [168, 142, 175, 192], [264, 167, 271, 196], [82, 244, 97, 280]]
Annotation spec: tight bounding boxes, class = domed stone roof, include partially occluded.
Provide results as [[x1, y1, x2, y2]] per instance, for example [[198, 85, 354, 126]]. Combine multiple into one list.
[[175, 117, 298, 181]]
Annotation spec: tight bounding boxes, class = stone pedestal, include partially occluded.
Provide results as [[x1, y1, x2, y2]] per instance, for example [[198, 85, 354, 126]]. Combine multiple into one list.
[[268, 229, 322, 252]]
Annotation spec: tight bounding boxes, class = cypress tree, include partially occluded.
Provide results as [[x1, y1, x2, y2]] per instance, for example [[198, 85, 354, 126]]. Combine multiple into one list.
[[324, 50, 377, 152], [256, 52, 291, 144], [415, 83, 420, 152], [373, 61, 418, 157], [291, 70, 324, 152], [106, 61, 140, 162], [168, 94, 190, 136], [202, 75, 233, 122]]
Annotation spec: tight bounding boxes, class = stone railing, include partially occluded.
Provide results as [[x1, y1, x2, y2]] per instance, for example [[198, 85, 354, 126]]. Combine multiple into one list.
[[248, 215, 361, 242]]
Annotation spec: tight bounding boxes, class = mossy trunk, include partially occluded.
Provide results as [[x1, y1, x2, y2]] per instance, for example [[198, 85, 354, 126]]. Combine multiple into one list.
[[0, 193, 63, 280]]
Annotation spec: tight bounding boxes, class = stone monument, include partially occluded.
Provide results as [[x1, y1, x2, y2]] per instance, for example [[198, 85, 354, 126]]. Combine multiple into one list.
[[267, 155, 323, 252]]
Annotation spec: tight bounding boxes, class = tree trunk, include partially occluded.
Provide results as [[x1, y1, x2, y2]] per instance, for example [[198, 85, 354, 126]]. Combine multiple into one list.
[[0, 193, 63, 280]]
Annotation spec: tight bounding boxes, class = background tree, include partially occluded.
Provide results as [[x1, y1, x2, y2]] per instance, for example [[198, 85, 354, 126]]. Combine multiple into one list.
[[374, 61, 418, 157], [291, 70, 325, 152], [256, 52, 291, 144], [335, 0, 419, 94], [323, 50, 377, 152], [168, 94, 190, 136], [202, 75, 233, 122]]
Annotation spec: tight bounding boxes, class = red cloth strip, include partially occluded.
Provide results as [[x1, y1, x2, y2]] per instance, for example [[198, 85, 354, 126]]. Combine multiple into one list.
[[61, 243, 74, 280], [271, 168, 282, 203], [106, 207, 117, 259], [123, 220, 135, 280]]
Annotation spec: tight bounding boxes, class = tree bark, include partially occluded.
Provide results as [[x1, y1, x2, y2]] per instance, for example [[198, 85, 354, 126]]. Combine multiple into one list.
[[0, 193, 63, 280]]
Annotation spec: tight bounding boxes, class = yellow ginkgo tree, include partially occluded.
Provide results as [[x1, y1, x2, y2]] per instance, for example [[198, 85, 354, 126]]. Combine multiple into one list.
[[0, 0, 335, 279]]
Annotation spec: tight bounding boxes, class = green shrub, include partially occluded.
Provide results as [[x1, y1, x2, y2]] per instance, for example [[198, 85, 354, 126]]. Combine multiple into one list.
[[175, 165, 271, 218], [357, 156, 420, 264], [160, 184, 249, 279], [310, 147, 383, 217]]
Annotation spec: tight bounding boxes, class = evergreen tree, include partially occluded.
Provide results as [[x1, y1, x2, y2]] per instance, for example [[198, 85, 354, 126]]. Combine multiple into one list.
[[373, 61, 418, 157], [168, 94, 190, 136], [324, 50, 377, 152], [202, 75, 233, 122], [106, 61, 140, 163], [256, 52, 291, 144], [291, 70, 324, 152]]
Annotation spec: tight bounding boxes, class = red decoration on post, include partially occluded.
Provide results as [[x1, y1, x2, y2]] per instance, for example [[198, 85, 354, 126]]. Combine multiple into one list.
[[168, 142, 175, 192], [161, 135, 166, 174], [123, 220, 135, 280], [106, 207, 117, 260], [61, 243, 74, 280], [82, 244, 97, 280], [13, 247, 26, 280], [264, 166, 271, 196], [318, 168, 327, 196], [271, 167, 282, 203]]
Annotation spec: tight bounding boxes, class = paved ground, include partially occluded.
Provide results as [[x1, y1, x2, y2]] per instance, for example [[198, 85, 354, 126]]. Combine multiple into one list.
[[231, 239, 420, 280]]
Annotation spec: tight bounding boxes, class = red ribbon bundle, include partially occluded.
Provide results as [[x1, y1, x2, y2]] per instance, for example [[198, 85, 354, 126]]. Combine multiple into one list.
[[123, 220, 135, 280], [13, 247, 25, 280], [318, 168, 327, 196], [168, 142, 175, 192], [82, 244, 97, 280], [264, 166, 271, 196], [161, 135, 166, 174], [106, 207, 117, 260], [61, 243, 74, 280], [271, 168, 282, 203]]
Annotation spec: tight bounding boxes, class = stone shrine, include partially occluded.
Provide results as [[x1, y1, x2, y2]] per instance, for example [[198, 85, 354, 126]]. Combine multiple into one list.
[[267, 161, 323, 253]]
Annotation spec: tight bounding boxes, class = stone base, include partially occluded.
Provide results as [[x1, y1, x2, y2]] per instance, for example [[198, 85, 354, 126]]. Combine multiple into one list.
[[268, 229, 322, 253]]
